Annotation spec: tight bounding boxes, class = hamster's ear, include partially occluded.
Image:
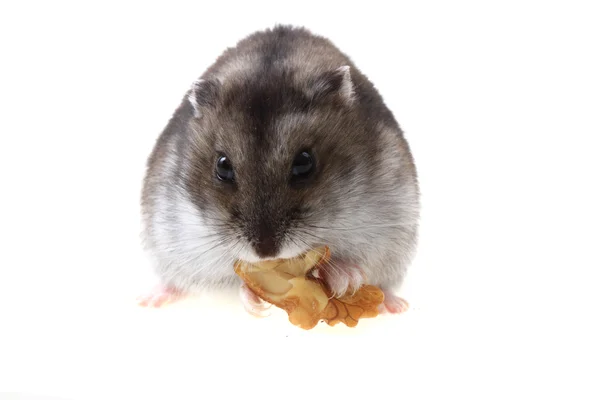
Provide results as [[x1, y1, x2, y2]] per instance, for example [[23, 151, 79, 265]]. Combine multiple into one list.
[[310, 65, 355, 106], [187, 78, 221, 118]]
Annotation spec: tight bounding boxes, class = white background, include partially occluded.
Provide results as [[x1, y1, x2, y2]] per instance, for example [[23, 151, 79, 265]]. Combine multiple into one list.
[[1, 1, 599, 399]]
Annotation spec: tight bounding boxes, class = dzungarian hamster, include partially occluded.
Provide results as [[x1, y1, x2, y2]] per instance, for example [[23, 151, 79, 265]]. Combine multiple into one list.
[[138, 25, 420, 316]]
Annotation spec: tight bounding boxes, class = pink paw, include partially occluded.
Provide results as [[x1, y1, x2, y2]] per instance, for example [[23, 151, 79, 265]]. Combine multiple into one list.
[[378, 289, 410, 314], [316, 258, 366, 297], [137, 285, 182, 308], [239, 283, 271, 318]]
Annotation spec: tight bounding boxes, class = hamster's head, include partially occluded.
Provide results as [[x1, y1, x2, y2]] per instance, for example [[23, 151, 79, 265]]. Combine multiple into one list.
[[180, 66, 415, 263]]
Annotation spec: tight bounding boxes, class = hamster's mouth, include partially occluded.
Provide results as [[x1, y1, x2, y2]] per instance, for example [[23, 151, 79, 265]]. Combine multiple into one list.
[[238, 242, 312, 263]]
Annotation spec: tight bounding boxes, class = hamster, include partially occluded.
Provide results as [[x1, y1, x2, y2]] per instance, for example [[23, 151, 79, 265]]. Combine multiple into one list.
[[138, 26, 420, 315]]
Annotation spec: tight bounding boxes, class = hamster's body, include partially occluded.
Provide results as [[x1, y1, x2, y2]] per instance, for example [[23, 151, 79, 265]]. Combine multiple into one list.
[[139, 26, 420, 314]]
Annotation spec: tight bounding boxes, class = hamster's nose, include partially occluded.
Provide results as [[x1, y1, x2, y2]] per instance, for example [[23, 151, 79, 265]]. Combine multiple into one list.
[[254, 237, 278, 258], [252, 221, 280, 258]]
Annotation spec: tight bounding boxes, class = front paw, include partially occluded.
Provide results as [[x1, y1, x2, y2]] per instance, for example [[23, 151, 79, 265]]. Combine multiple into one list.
[[316, 258, 366, 297], [239, 283, 271, 318], [378, 289, 410, 314]]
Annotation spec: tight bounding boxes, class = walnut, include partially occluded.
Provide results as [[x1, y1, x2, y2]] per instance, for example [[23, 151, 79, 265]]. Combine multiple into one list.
[[234, 247, 384, 330]]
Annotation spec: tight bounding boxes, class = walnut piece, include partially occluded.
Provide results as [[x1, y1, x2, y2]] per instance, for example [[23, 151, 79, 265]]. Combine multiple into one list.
[[234, 247, 384, 330]]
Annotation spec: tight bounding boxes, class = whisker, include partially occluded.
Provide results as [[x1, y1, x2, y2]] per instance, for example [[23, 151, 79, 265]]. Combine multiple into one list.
[[303, 223, 407, 232], [155, 236, 225, 257], [186, 236, 242, 284], [292, 229, 327, 244]]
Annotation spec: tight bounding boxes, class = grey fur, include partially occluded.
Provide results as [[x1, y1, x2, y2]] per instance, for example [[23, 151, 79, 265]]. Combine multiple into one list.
[[141, 25, 420, 294]]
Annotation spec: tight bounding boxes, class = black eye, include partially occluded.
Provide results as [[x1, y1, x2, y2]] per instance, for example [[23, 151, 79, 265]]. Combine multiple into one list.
[[291, 150, 314, 181], [216, 155, 234, 182]]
